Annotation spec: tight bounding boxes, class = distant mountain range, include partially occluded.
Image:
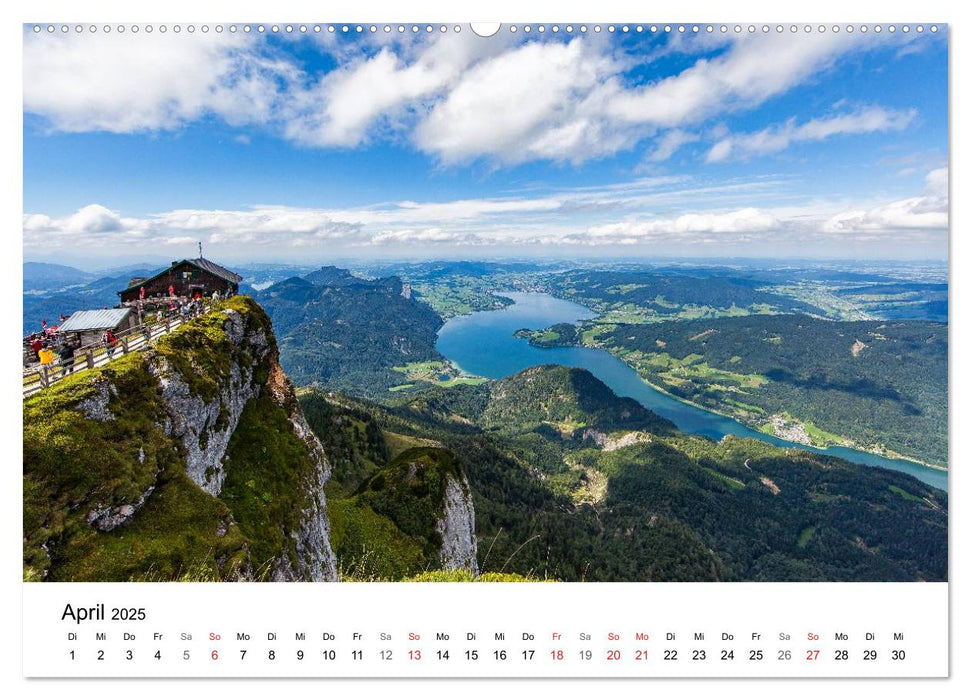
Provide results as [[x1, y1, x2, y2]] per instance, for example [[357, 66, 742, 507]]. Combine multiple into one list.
[[22, 268, 159, 335], [23, 262, 96, 291]]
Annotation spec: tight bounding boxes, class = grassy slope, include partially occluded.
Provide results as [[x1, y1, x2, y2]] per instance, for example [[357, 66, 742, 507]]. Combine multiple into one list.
[[23, 348, 251, 581]]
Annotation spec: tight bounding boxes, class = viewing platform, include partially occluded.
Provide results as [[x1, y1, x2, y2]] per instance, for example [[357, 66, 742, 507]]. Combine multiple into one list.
[[23, 303, 211, 398]]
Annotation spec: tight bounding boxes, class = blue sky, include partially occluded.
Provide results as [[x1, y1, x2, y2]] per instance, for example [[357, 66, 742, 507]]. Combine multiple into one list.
[[22, 24, 948, 265]]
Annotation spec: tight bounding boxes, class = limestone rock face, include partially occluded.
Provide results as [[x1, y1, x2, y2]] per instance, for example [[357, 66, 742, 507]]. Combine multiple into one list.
[[266, 363, 337, 582], [86, 484, 155, 532], [151, 309, 269, 496], [435, 472, 478, 575], [149, 304, 337, 581], [76, 381, 116, 422]]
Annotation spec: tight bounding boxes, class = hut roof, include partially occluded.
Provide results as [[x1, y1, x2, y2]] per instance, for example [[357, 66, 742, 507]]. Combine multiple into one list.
[[118, 257, 243, 295], [58, 308, 132, 333]]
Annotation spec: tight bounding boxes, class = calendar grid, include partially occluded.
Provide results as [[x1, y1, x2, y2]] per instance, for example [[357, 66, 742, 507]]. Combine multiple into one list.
[[23, 582, 948, 678]]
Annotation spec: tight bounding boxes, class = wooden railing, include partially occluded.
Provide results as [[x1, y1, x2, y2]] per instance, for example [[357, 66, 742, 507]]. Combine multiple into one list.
[[23, 304, 212, 398]]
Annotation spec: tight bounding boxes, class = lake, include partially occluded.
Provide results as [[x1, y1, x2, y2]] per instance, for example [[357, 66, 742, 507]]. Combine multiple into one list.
[[436, 292, 947, 491]]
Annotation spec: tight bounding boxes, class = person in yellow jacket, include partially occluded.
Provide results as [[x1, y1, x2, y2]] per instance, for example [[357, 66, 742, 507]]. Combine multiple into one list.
[[38, 344, 56, 367]]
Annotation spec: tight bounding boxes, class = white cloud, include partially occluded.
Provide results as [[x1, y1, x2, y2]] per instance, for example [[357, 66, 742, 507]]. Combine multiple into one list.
[[63, 204, 124, 233], [370, 228, 476, 245], [24, 29, 912, 168], [644, 129, 699, 162], [389, 197, 562, 221], [413, 39, 631, 165], [823, 168, 948, 233], [156, 206, 365, 246], [23, 168, 947, 256], [606, 32, 852, 127], [586, 208, 778, 242], [925, 167, 948, 197], [161, 236, 198, 246], [23, 204, 154, 248], [413, 32, 873, 165], [707, 106, 917, 162], [706, 139, 734, 163], [23, 31, 292, 133], [283, 34, 494, 147]]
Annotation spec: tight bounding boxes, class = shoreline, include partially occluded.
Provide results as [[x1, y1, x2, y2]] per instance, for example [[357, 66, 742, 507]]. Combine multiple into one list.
[[513, 309, 947, 473], [437, 289, 947, 475], [626, 362, 948, 473], [585, 337, 947, 472]]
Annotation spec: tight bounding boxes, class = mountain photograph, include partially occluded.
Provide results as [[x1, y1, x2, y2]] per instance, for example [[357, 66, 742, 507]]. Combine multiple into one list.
[[22, 24, 947, 583]]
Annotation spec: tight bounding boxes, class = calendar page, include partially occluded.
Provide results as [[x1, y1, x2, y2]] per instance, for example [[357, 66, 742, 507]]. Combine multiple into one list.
[[15, 0, 956, 691]]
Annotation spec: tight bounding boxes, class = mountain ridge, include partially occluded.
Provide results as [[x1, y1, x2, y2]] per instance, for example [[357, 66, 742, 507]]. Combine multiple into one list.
[[254, 272, 445, 397]]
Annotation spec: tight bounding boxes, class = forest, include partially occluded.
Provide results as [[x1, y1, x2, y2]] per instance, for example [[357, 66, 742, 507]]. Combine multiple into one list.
[[299, 364, 947, 582], [254, 272, 446, 398], [594, 315, 947, 466]]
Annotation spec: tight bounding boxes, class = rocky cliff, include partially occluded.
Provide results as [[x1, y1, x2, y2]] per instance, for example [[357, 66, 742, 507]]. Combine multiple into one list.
[[23, 297, 337, 582], [435, 471, 478, 574], [345, 446, 480, 578]]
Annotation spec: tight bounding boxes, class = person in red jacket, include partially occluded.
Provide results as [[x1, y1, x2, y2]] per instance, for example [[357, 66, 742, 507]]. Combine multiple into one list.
[[103, 330, 119, 359]]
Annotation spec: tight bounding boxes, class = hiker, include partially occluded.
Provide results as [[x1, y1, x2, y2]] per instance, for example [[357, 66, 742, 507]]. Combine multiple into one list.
[[59, 342, 76, 377], [168, 284, 175, 297], [38, 344, 56, 369], [212, 289, 221, 302], [30, 334, 43, 362], [139, 286, 146, 300], [103, 330, 119, 359]]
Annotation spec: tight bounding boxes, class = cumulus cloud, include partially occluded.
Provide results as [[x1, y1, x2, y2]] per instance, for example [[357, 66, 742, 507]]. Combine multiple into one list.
[[823, 168, 948, 233], [23, 204, 152, 247], [412, 32, 866, 166], [64, 204, 125, 233], [24, 28, 905, 167], [283, 34, 490, 147], [707, 106, 917, 162], [413, 38, 633, 165], [23, 31, 293, 133]]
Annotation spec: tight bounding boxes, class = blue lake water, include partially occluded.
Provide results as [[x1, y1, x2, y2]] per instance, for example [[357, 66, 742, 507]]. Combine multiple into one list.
[[436, 292, 947, 491]]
